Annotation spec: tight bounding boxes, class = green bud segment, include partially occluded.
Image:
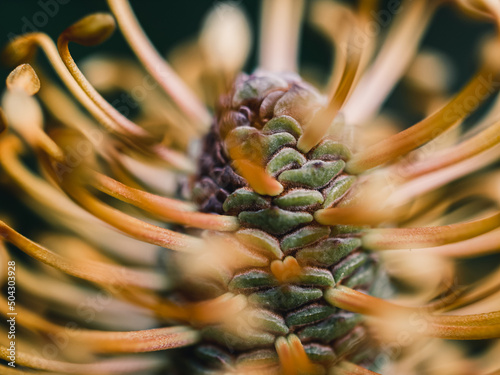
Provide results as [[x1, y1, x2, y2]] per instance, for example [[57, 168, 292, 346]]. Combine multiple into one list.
[[188, 71, 383, 373], [223, 188, 269, 213], [280, 225, 331, 252], [285, 304, 336, 328], [262, 115, 303, 138], [298, 313, 363, 343], [266, 148, 306, 175], [238, 207, 313, 235], [274, 189, 324, 209], [278, 160, 345, 189], [248, 285, 323, 311]]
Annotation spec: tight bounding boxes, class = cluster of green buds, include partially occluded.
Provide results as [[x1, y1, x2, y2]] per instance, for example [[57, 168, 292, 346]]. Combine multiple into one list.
[[183, 71, 387, 374]]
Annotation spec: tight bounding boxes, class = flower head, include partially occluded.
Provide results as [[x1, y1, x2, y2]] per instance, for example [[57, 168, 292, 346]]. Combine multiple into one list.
[[1, 1, 500, 374]]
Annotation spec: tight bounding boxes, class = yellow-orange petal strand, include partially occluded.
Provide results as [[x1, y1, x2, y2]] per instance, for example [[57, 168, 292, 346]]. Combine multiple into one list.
[[106, 0, 210, 127], [346, 65, 500, 174], [326, 286, 500, 340], [3, 33, 193, 172], [58, 18, 157, 143], [408, 228, 500, 258], [275, 336, 296, 375], [93, 173, 239, 231], [259, 0, 305, 73], [233, 159, 284, 196], [315, 206, 396, 226], [297, 36, 362, 153], [401, 117, 500, 179], [0, 346, 164, 374], [72, 326, 201, 353], [363, 212, 500, 250], [0, 221, 165, 290], [429, 323, 500, 340], [331, 361, 381, 375], [64, 185, 203, 252]]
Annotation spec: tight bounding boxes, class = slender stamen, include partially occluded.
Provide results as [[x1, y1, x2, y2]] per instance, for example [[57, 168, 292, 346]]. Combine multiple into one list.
[[73, 326, 200, 353], [259, 0, 305, 72], [4, 34, 145, 138], [62, 184, 203, 252], [0, 135, 159, 264], [37, 73, 109, 146], [406, 228, 500, 258], [15, 264, 155, 329], [363, 211, 500, 250], [309, 2, 353, 93], [57, 13, 198, 153], [0, 221, 165, 290], [106, 0, 210, 127], [58, 14, 163, 142], [343, 0, 437, 125], [0, 289, 198, 353], [390, 144, 500, 205], [439, 266, 500, 312], [326, 286, 500, 339], [0, 108, 6, 135], [82, 56, 199, 140], [297, 38, 362, 152], [315, 205, 397, 226], [3, 33, 194, 172], [5, 63, 40, 95], [0, 349, 165, 374], [3, 64, 64, 161], [346, 65, 500, 174], [93, 172, 240, 231]]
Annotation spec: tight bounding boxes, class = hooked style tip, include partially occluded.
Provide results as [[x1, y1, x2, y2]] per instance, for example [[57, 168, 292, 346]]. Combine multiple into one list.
[[62, 13, 116, 47]]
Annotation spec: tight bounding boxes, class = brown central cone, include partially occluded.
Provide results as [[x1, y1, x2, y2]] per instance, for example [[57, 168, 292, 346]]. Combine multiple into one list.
[[180, 72, 389, 374]]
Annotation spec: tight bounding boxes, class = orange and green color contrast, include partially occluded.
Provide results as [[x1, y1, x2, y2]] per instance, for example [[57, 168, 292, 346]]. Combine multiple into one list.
[[0, 1, 500, 375]]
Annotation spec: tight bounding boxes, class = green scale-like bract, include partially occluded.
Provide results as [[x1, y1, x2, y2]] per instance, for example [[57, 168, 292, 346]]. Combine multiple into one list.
[[184, 72, 387, 374]]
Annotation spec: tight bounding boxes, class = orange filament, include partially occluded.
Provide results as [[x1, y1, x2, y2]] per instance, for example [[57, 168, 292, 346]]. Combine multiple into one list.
[[0, 347, 165, 373], [326, 286, 500, 340], [271, 256, 303, 283], [399, 118, 500, 179], [232, 159, 284, 196], [259, 0, 305, 73], [106, 0, 210, 127], [363, 211, 500, 250], [62, 184, 203, 252], [276, 334, 324, 375], [0, 221, 165, 290], [346, 65, 500, 174], [93, 172, 239, 231], [298, 35, 362, 153]]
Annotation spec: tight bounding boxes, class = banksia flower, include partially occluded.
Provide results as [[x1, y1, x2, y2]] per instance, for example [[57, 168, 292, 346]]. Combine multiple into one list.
[[1, 0, 500, 374]]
